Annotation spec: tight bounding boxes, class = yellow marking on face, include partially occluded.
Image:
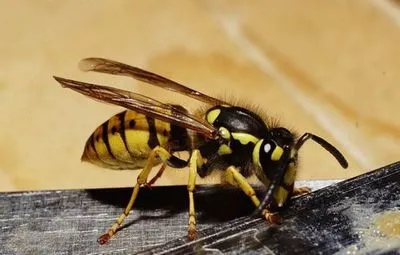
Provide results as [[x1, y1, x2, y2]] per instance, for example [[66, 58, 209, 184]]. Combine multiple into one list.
[[283, 163, 297, 186], [219, 127, 231, 140], [252, 140, 273, 186], [231, 132, 259, 145], [290, 148, 297, 159], [252, 139, 263, 170], [271, 146, 284, 161], [206, 109, 221, 124], [218, 144, 232, 155], [274, 186, 289, 207]]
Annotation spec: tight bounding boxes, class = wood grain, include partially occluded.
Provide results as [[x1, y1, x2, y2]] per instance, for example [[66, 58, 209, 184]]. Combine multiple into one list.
[[1, 162, 398, 254]]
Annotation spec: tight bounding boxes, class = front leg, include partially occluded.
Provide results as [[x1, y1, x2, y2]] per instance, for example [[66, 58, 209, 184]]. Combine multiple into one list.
[[224, 166, 281, 224]]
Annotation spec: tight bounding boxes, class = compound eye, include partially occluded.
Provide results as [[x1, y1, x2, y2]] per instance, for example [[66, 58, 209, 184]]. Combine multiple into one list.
[[271, 127, 291, 137], [270, 128, 294, 146]]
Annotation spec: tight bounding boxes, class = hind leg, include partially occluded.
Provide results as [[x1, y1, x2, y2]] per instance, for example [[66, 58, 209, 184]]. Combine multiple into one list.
[[144, 163, 167, 188], [98, 146, 186, 244]]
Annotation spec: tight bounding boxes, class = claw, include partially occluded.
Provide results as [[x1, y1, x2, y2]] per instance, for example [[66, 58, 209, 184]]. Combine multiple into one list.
[[188, 226, 197, 240], [142, 182, 153, 190], [263, 210, 281, 224], [98, 232, 112, 245]]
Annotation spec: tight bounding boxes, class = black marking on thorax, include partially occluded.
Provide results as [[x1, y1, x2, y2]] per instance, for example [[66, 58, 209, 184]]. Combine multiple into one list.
[[195, 106, 270, 178], [196, 139, 255, 178], [209, 106, 268, 137]]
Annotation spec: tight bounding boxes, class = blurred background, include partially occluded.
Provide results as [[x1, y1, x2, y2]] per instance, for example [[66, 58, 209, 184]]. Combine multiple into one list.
[[0, 0, 399, 192]]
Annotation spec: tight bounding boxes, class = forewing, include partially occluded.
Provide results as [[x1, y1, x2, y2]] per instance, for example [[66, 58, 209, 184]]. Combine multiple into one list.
[[54, 76, 220, 140], [79, 57, 228, 106]]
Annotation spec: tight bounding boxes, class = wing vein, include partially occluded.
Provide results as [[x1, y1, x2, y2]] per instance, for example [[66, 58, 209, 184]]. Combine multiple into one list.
[[53, 76, 219, 140]]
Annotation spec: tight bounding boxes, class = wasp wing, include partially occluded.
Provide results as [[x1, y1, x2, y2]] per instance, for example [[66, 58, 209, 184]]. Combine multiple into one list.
[[79, 57, 228, 106], [53, 76, 220, 140]]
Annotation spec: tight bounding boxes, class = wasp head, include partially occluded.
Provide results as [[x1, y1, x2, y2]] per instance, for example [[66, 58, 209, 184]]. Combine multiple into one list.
[[251, 129, 349, 216], [252, 128, 295, 185]]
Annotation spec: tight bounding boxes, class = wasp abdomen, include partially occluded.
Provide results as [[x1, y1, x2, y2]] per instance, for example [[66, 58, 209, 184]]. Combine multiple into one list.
[[81, 110, 174, 170]]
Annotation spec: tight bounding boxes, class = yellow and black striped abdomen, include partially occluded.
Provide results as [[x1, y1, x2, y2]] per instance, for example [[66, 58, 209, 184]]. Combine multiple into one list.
[[81, 110, 178, 170]]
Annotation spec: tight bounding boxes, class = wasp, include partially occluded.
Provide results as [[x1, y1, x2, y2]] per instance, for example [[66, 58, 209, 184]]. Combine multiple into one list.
[[54, 58, 348, 244]]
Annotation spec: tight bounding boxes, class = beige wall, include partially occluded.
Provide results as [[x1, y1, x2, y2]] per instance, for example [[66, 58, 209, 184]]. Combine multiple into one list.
[[1, 1, 399, 191]]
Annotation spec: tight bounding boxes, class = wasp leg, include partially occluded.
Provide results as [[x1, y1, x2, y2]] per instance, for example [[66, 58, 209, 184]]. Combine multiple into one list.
[[98, 146, 184, 245], [187, 149, 204, 240], [144, 163, 167, 189], [225, 166, 281, 224], [292, 186, 312, 196]]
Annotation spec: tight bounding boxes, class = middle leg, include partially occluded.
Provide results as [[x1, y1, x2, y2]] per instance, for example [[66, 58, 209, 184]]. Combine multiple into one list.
[[187, 149, 204, 240]]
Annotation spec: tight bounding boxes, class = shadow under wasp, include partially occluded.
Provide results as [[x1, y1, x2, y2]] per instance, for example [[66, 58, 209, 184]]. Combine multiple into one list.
[[53, 58, 348, 244]]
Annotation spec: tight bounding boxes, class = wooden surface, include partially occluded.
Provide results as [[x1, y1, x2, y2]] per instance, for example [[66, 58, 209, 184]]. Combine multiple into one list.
[[1, 1, 400, 191], [1, 162, 399, 254]]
